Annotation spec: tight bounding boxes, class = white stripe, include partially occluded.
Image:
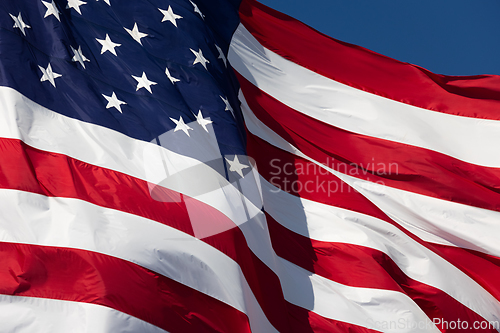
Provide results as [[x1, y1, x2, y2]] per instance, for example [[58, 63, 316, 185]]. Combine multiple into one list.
[[241, 94, 500, 326], [229, 23, 500, 168], [0, 295, 167, 333], [340, 174, 500, 257], [0, 189, 277, 333]]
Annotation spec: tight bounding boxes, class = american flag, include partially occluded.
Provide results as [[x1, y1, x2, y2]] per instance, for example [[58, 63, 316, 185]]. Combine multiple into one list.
[[1, 0, 500, 332]]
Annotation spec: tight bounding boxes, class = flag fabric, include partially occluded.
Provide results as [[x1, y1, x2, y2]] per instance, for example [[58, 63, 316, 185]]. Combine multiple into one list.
[[1, 0, 500, 332]]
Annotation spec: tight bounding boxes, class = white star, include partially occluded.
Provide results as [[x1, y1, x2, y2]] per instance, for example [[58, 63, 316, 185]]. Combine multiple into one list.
[[189, 0, 204, 19], [102, 92, 126, 113], [39, 63, 62, 87], [215, 44, 227, 67], [165, 67, 180, 84], [220, 95, 233, 113], [96, 34, 121, 56], [10, 13, 30, 36], [124, 23, 148, 45], [194, 110, 213, 132], [170, 116, 193, 136], [159, 6, 182, 27], [71, 45, 89, 68], [132, 72, 157, 93], [225, 155, 249, 178], [96, 0, 110, 5], [190, 48, 209, 70], [42, 0, 60, 21], [67, 0, 87, 14]]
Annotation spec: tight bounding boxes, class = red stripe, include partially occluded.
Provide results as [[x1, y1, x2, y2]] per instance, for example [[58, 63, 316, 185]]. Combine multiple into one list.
[[248, 133, 500, 306], [0, 242, 251, 333], [239, 73, 500, 213], [238, 0, 500, 120], [267, 214, 497, 332]]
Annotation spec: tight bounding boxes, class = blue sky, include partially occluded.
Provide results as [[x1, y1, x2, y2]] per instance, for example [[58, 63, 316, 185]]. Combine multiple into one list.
[[257, 0, 500, 76]]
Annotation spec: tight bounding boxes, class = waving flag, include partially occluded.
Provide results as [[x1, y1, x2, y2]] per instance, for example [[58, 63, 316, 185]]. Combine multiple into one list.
[[1, 0, 500, 332]]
